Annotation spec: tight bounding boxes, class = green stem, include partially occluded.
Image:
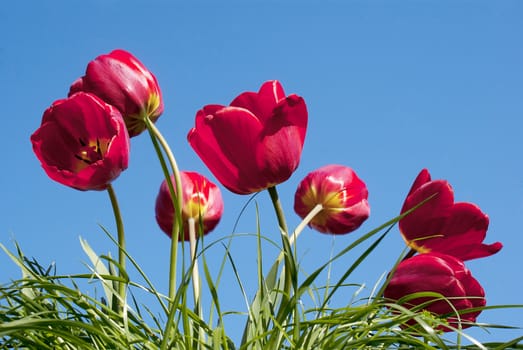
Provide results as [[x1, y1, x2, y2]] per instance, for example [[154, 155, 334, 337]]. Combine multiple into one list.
[[267, 185, 295, 340], [144, 117, 183, 301], [106, 183, 126, 313], [267, 186, 289, 235]]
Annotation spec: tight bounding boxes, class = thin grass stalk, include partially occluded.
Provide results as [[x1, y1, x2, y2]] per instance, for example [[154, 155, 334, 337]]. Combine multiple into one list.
[[97, 226, 169, 315], [187, 217, 205, 345], [207, 193, 259, 333]]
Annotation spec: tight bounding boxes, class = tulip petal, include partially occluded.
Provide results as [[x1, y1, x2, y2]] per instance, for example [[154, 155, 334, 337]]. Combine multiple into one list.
[[155, 171, 223, 240], [257, 95, 308, 184], [384, 253, 486, 331], [230, 80, 285, 123], [189, 106, 267, 194], [399, 179, 454, 249], [418, 202, 502, 260], [407, 168, 432, 196]]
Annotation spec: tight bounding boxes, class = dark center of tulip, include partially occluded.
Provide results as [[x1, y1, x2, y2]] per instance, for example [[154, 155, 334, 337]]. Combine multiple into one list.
[[74, 138, 108, 171]]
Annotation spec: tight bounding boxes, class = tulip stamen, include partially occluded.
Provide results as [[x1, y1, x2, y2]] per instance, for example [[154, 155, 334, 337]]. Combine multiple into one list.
[[75, 138, 105, 166]]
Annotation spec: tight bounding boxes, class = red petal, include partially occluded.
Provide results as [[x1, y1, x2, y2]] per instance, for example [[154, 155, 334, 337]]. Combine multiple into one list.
[[257, 95, 308, 181], [31, 93, 129, 191], [399, 180, 454, 244], [188, 106, 266, 194], [384, 253, 485, 330], [407, 168, 432, 196], [230, 80, 285, 123]]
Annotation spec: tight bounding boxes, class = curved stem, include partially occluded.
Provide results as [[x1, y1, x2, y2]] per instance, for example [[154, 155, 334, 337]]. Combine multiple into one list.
[[275, 203, 324, 265], [290, 203, 323, 246], [106, 183, 126, 313], [144, 117, 183, 301], [145, 118, 185, 349]]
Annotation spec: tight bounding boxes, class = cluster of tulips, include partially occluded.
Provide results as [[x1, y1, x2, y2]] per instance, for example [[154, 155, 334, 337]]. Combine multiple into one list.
[[30, 49, 502, 333]]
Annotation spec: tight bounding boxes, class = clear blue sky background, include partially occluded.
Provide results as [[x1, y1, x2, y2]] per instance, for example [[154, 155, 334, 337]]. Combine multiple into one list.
[[2, 0, 522, 345]]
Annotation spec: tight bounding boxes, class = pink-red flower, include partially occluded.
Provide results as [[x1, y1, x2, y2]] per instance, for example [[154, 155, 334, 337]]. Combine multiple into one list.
[[294, 165, 370, 234], [69, 49, 163, 137], [155, 171, 224, 241], [384, 252, 486, 331], [30, 92, 130, 191], [187, 80, 308, 194], [399, 169, 502, 261]]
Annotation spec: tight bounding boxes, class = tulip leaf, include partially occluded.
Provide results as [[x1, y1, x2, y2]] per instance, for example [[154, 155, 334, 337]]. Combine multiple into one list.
[[79, 237, 115, 307]]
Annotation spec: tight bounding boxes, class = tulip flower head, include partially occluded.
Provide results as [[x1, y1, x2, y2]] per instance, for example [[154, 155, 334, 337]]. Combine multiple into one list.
[[294, 165, 370, 234], [31, 92, 130, 191], [155, 171, 223, 241], [188, 80, 308, 194], [384, 252, 486, 331], [69, 49, 163, 137], [399, 169, 502, 261]]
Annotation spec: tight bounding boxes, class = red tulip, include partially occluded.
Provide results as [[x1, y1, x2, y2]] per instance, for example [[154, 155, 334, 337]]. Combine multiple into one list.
[[187, 80, 308, 194], [384, 253, 486, 331], [30, 92, 130, 191], [155, 171, 224, 241], [294, 165, 370, 234], [399, 169, 502, 261], [69, 49, 163, 137]]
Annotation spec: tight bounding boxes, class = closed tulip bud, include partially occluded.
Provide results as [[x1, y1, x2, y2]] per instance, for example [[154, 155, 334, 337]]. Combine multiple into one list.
[[30, 92, 130, 191], [294, 165, 370, 234], [155, 171, 223, 241], [384, 253, 486, 331], [188, 80, 308, 194], [69, 49, 163, 137], [400, 169, 502, 261]]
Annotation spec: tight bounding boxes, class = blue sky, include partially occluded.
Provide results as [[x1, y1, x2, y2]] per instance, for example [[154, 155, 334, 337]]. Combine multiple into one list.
[[2, 0, 522, 344]]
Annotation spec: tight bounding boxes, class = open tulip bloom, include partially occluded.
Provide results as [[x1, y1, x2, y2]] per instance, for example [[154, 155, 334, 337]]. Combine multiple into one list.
[[30, 92, 130, 191], [399, 169, 502, 261], [294, 164, 370, 234], [187, 80, 308, 194], [69, 49, 164, 137], [384, 252, 486, 331]]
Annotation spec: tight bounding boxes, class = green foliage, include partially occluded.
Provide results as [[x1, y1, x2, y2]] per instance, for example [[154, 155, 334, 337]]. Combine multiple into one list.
[[1, 210, 522, 349]]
